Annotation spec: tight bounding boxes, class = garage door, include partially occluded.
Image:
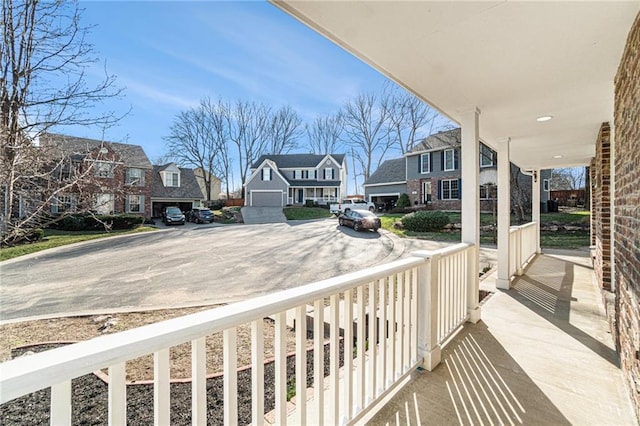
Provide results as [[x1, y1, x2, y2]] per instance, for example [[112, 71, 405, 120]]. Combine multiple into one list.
[[251, 191, 283, 207]]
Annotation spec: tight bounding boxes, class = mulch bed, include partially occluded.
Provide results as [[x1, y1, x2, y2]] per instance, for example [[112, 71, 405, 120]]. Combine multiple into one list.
[[1, 340, 345, 425]]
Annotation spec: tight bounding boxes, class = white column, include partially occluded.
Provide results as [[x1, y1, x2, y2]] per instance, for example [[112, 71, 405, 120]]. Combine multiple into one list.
[[461, 108, 481, 322], [496, 138, 511, 290], [532, 169, 541, 254]]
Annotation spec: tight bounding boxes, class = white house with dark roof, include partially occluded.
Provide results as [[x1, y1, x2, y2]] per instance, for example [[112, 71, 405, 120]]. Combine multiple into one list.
[[245, 154, 347, 207]]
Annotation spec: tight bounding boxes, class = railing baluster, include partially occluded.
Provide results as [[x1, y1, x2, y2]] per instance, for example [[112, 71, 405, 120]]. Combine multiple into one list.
[[329, 294, 340, 425], [251, 320, 264, 426], [274, 312, 286, 426], [108, 362, 126, 426], [344, 291, 354, 419], [395, 272, 403, 378], [403, 270, 411, 370], [356, 285, 366, 411], [295, 306, 307, 425], [388, 274, 396, 382], [378, 277, 387, 393], [50, 380, 71, 425], [411, 267, 418, 364], [192, 337, 207, 426], [154, 348, 170, 426], [224, 327, 238, 426], [368, 281, 377, 400], [313, 299, 324, 425]]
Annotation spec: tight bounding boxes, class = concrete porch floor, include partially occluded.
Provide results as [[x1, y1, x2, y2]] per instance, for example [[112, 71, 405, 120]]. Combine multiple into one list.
[[369, 251, 635, 425]]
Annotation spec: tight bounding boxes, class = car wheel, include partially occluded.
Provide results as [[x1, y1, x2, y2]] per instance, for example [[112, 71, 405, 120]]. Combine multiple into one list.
[[339, 218, 344, 226], [369, 206, 375, 212], [353, 222, 361, 232], [373, 227, 379, 232]]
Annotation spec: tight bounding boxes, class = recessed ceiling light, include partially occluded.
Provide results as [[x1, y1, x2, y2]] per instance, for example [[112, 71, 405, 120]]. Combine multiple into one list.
[[536, 115, 553, 122], [553, 155, 563, 159]]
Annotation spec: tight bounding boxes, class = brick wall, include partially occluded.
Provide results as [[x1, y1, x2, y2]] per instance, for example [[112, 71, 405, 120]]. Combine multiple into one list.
[[591, 123, 612, 291], [614, 12, 640, 421]]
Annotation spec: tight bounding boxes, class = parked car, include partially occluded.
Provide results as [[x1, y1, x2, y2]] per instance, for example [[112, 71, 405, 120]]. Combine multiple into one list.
[[338, 209, 381, 232], [187, 207, 214, 224], [162, 206, 185, 226], [330, 198, 376, 214]]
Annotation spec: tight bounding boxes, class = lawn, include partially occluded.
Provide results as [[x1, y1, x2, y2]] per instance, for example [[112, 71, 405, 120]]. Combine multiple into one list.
[[283, 207, 333, 220], [0, 227, 155, 262], [380, 210, 590, 249]]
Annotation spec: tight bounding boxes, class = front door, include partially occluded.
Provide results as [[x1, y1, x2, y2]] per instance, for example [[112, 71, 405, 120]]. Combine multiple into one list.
[[297, 189, 304, 203]]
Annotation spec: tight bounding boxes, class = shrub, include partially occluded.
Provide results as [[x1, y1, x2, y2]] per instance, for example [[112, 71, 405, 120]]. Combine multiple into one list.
[[56, 214, 143, 231], [401, 211, 450, 232], [396, 193, 410, 209], [208, 199, 224, 210], [305, 199, 315, 207]]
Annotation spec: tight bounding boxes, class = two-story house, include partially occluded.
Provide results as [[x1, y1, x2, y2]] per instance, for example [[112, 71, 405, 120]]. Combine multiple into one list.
[[245, 154, 347, 207], [364, 128, 551, 211], [40, 133, 153, 217]]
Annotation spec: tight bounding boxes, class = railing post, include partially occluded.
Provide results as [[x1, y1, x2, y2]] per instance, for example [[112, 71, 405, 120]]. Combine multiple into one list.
[[515, 227, 523, 276], [466, 245, 481, 323], [413, 251, 441, 371]]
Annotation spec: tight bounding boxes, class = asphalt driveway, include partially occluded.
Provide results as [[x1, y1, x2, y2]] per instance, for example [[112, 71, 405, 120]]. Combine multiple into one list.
[[0, 220, 398, 322]]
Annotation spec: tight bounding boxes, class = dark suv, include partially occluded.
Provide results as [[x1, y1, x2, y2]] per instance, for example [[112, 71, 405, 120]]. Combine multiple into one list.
[[187, 207, 214, 224], [162, 206, 185, 225]]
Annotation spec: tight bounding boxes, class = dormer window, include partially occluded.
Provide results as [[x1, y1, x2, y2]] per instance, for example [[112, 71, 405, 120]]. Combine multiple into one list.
[[164, 171, 179, 187]]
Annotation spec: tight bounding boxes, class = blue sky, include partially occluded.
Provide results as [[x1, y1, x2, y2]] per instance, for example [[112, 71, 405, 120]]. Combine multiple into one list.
[[76, 1, 390, 167]]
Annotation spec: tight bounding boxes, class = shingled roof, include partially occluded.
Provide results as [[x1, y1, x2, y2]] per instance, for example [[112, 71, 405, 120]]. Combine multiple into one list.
[[252, 153, 346, 169], [40, 133, 152, 169], [410, 128, 461, 153], [364, 157, 406, 185], [151, 165, 204, 199]]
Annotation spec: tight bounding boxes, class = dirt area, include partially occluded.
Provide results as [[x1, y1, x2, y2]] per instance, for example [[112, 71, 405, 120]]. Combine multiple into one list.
[[0, 306, 304, 382]]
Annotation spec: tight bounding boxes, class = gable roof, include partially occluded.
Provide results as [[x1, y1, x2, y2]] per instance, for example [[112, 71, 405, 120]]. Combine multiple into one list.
[[251, 153, 345, 169], [40, 133, 152, 169], [151, 165, 204, 199], [409, 128, 461, 154], [364, 157, 407, 186]]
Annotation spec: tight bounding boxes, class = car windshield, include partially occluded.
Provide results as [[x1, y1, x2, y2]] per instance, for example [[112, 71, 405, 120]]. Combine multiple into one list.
[[200, 209, 212, 214], [355, 210, 376, 217], [166, 207, 181, 214]]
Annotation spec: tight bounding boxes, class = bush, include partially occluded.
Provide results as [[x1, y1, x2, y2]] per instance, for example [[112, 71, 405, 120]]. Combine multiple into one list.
[[401, 211, 450, 232], [305, 199, 315, 207], [397, 193, 410, 209], [208, 199, 224, 210], [56, 214, 144, 231]]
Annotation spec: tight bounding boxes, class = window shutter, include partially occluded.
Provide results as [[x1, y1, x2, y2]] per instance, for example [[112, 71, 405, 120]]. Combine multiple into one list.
[[261, 168, 264, 181], [458, 178, 462, 199], [454, 150, 459, 170], [331, 169, 335, 179], [437, 180, 442, 199], [430, 154, 433, 172], [418, 155, 422, 172], [441, 152, 445, 171], [323, 169, 326, 179], [140, 195, 145, 213], [125, 196, 130, 212]]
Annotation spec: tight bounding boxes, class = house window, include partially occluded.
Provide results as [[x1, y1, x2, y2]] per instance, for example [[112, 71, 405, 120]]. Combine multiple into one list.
[[543, 179, 550, 191], [94, 161, 114, 178], [480, 144, 494, 167], [420, 153, 431, 174], [51, 194, 76, 214], [94, 194, 114, 214], [126, 168, 144, 186], [127, 195, 144, 213], [262, 168, 272, 181], [444, 149, 455, 171], [422, 181, 432, 203], [480, 184, 496, 200], [293, 170, 301, 179], [324, 168, 334, 180], [441, 179, 459, 200], [164, 172, 179, 187]]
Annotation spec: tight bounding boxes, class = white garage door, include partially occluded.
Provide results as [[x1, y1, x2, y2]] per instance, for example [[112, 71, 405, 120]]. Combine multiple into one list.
[[251, 191, 283, 207]]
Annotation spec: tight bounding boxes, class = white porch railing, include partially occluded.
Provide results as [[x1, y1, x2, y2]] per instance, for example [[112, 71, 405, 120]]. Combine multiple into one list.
[[509, 222, 538, 277], [0, 243, 476, 425]]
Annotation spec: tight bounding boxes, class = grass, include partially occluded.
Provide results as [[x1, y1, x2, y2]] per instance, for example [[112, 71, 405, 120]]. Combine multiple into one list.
[[283, 206, 332, 220], [380, 209, 591, 249], [0, 227, 155, 262]]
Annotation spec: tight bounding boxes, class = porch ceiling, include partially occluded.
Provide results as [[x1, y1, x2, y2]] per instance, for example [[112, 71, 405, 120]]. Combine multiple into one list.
[[272, 1, 639, 170]]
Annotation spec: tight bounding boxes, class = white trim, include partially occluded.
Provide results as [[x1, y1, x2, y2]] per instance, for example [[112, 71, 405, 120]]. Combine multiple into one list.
[[245, 159, 290, 187], [443, 149, 455, 172], [249, 190, 285, 207], [316, 154, 342, 169], [420, 152, 431, 174], [363, 181, 406, 187]]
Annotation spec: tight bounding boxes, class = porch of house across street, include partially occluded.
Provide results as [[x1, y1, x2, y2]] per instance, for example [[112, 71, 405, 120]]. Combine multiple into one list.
[[1, 2, 639, 425]]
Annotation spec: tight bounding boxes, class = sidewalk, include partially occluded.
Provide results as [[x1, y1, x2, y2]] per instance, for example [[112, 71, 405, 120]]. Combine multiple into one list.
[[369, 251, 635, 425]]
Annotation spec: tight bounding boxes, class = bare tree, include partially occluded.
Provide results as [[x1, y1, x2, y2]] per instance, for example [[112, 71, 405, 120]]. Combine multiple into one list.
[[552, 167, 586, 190], [1, 0, 123, 244], [341, 93, 393, 181], [306, 113, 344, 155], [225, 100, 271, 196], [164, 98, 227, 202], [266, 105, 303, 155], [383, 82, 450, 154]]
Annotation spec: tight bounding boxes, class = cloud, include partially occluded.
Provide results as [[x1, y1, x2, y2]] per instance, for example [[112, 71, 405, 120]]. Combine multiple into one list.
[[123, 78, 199, 110]]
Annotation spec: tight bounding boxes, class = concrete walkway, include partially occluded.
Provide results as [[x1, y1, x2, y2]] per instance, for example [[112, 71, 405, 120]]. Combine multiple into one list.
[[370, 251, 635, 425], [240, 207, 287, 224]]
